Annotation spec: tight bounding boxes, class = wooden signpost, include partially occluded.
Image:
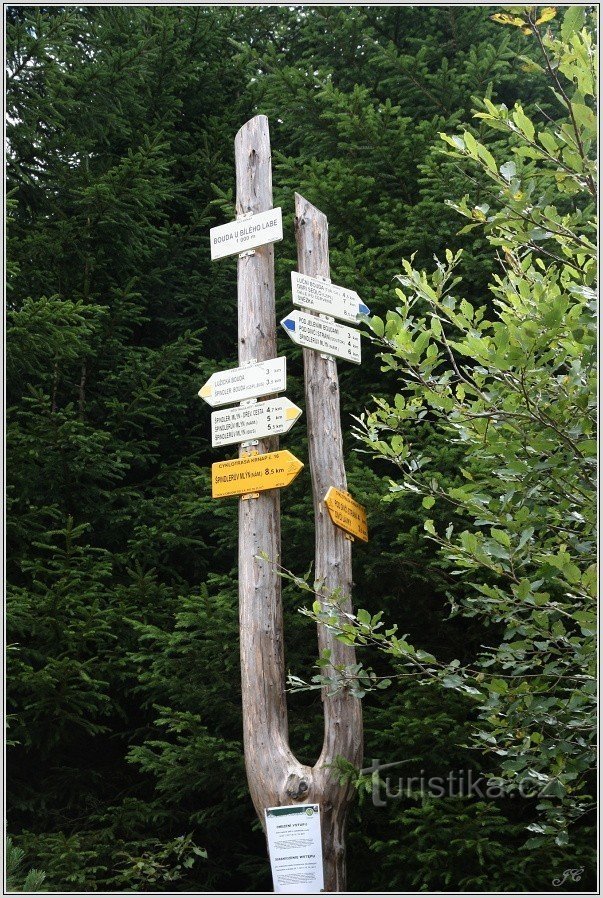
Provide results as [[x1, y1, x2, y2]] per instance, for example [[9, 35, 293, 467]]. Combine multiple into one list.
[[293, 192, 364, 890], [204, 115, 364, 893]]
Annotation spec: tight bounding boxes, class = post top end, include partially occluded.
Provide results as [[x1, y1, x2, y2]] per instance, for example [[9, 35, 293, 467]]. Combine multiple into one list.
[[235, 114, 270, 146], [295, 191, 327, 225]]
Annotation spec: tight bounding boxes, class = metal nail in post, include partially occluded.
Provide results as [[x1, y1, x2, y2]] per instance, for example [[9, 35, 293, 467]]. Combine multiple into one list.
[[237, 210, 256, 258], [239, 361, 259, 447], [319, 312, 335, 361], [239, 359, 260, 489]]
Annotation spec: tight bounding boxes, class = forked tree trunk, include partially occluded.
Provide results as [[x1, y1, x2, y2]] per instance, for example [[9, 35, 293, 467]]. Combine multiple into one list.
[[235, 115, 363, 893], [294, 192, 363, 889]]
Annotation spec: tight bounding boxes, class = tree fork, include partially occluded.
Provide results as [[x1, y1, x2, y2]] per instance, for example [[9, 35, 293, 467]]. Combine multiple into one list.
[[235, 117, 363, 893], [236, 115, 304, 819], [294, 192, 364, 890]]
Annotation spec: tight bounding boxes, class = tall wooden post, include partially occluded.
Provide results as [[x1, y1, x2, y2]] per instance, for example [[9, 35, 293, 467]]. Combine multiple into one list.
[[235, 115, 301, 815], [233, 117, 363, 892], [294, 193, 364, 889]]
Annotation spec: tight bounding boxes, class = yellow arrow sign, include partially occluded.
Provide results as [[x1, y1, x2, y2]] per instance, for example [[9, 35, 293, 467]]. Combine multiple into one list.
[[324, 487, 368, 542], [212, 450, 304, 499]]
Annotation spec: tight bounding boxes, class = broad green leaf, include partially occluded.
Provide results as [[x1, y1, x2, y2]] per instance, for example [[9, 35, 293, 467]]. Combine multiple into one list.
[[371, 315, 385, 337], [561, 4, 585, 40], [491, 529, 511, 548], [477, 142, 497, 172], [571, 102, 596, 136], [538, 130, 559, 156], [463, 130, 479, 157], [512, 105, 535, 141]]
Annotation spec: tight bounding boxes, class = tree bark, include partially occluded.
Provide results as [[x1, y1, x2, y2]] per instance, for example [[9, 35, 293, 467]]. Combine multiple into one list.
[[235, 117, 363, 893], [236, 116, 307, 817], [294, 192, 364, 890]]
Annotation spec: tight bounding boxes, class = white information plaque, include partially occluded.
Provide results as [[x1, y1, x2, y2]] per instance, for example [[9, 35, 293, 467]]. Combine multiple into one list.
[[265, 804, 324, 894]]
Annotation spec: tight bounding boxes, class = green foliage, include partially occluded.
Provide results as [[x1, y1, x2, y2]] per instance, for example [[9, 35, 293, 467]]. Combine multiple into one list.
[[6, 4, 595, 892], [363, 798, 586, 892], [113, 833, 207, 891], [13, 829, 206, 892], [344, 6, 595, 843], [5, 836, 46, 892]]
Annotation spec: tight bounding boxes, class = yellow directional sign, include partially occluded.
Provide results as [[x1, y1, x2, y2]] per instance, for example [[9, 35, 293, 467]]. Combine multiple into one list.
[[212, 450, 304, 499], [324, 487, 368, 542]]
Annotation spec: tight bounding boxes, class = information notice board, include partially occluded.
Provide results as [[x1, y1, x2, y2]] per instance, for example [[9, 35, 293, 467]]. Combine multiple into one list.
[[265, 804, 324, 893]]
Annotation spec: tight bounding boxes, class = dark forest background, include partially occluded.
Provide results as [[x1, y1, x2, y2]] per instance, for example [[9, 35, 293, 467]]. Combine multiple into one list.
[[6, 5, 596, 891]]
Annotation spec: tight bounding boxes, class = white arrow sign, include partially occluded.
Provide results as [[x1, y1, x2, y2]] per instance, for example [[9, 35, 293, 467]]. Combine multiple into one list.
[[211, 397, 302, 448], [210, 208, 283, 260], [199, 357, 286, 408], [281, 310, 361, 364], [291, 271, 370, 323]]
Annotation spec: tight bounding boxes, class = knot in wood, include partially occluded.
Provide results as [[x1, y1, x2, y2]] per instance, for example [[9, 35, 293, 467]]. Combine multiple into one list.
[[285, 771, 310, 801]]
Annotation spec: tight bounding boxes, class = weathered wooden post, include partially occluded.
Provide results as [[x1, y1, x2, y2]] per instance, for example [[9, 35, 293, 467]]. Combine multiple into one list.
[[234, 116, 305, 819], [205, 115, 364, 892], [293, 193, 364, 888]]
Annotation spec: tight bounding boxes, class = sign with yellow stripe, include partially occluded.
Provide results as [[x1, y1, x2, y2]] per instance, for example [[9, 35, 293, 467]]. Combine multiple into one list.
[[324, 487, 368, 542], [212, 450, 304, 499]]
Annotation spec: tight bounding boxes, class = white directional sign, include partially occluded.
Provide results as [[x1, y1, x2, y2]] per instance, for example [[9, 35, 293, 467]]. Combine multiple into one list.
[[211, 397, 302, 448], [281, 310, 361, 364], [291, 271, 370, 323], [210, 207, 283, 260], [199, 357, 286, 408]]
